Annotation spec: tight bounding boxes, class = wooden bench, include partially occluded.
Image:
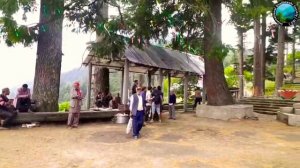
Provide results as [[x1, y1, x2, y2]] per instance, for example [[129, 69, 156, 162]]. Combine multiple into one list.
[[13, 110, 122, 124]]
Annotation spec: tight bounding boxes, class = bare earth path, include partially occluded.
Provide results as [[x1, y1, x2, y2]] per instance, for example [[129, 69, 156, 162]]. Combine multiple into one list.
[[0, 112, 299, 168]]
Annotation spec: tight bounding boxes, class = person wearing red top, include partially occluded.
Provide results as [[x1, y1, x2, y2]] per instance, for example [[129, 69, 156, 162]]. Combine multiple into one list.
[[67, 82, 83, 128]]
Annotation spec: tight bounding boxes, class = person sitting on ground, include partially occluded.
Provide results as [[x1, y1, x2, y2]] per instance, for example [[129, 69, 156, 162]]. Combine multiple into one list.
[[115, 93, 121, 105], [110, 93, 122, 109], [102, 92, 113, 108], [0, 88, 17, 128], [16, 84, 31, 112], [95, 92, 103, 108]]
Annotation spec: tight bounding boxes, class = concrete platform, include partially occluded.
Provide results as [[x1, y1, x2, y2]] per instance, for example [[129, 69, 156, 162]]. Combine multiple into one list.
[[277, 112, 300, 126], [277, 112, 288, 124], [14, 110, 121, 124], [288, 114, 300, 126], [196, 104, 255, 121]]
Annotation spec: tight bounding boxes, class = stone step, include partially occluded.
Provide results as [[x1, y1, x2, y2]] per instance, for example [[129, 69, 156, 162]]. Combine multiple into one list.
[[239, 99, 300, 103], [253, 107, 279, 112], [239, 101, 294, 106], [253, 110, 277, 115]]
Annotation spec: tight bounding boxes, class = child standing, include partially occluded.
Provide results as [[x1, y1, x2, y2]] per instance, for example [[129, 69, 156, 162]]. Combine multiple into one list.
[[168, 90, 176, 120]]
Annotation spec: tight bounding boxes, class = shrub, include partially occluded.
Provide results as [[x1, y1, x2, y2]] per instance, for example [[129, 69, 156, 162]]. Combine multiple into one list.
[[224, 65, 238, 88], [265, 80, 275, 96], [243, 70, 253, 82], [59, 101, 70, 112]]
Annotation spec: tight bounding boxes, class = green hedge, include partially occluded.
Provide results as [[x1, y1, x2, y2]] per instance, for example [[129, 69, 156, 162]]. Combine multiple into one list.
[[59, 101, 70, 112]]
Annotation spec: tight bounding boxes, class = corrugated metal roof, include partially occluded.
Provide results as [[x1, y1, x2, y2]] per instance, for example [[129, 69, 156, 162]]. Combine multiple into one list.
[[83, 45, 205, 75], [125, 46, 204, 74]]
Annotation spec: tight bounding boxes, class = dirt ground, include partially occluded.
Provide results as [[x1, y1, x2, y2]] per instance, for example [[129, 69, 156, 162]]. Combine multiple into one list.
[[0, 112, 299, 168]]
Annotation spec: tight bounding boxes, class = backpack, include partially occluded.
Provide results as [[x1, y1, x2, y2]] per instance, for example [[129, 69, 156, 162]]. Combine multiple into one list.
[[153, 92, 161, 105]]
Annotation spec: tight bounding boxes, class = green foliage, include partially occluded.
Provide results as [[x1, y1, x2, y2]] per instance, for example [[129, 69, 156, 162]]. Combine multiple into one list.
[[224, 65, 238, 88], [265, 80, 275, 96], [208, 43, 233, 61], [266, 64, 276, 81], [284, 66, 292, 74], [227, 0, 253, 32], [224, 65, 253, 88], [58, 101, 70, 112], [282, 83, 300, 90], [247, 0, 273, 18], [0, 0, 64, 46], [287, 51, 300, 65], [243, 70, 253, 82]]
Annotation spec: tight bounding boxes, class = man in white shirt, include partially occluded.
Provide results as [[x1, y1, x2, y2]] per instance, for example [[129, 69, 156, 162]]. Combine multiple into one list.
[[145, 86, 152, 122], [129, 86, 145, 139]]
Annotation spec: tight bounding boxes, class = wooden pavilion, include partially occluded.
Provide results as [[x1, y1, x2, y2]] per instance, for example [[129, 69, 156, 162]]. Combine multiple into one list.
[[82, 45, 205, 111]]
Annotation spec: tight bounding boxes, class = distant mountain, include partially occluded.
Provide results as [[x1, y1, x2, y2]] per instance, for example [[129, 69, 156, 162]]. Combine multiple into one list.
[[60, 67, 88, 85], [9, 67, 88, 98]]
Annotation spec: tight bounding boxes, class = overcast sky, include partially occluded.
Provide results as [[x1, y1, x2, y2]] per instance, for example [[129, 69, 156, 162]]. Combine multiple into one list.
[[0, 4, 278, 90]]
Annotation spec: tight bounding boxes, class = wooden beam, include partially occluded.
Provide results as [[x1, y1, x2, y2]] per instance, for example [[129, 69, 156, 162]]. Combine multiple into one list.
[[86, 63, 92, 110]]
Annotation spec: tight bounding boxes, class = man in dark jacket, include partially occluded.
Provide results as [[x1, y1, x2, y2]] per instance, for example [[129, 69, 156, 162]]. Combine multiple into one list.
[[151, 86, 163, 122], [129, 86, 145, 139], [131, 80, 138, 95]]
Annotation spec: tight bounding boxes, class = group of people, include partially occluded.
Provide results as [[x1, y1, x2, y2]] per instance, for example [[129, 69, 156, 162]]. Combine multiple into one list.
[[0, 84, 32, 128], [129, 80, 177, 139], [95, 92, 121, 109]]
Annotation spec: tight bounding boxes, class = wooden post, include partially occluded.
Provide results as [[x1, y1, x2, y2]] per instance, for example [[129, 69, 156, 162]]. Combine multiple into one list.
[[202, 74, 206, 104], [168, 72, 171, 100], [147, 70, 151, 87], [159, 69, 163, 87], [121, 69, 124, 100], [183, 72, 188, 112], [237, 29, 244, 99], [122, 59, 129, 104], [86, 63, 92, 110]]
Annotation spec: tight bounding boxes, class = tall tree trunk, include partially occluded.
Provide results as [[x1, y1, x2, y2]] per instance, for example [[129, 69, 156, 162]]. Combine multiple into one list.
[[93, 0, 110, 96], [94, 67, 110, 95], [237, 28, 244, 99], [204, 0, 233, 105], [32, 0, 64, 112], [261, 14, 267, 94], [253, 18, 263, 96], [292, 25, 296, 80], [275, 26, 285, 93]]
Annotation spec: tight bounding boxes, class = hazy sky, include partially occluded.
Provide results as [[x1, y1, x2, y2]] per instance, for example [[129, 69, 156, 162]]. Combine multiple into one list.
[[0, 4, 276, 89]]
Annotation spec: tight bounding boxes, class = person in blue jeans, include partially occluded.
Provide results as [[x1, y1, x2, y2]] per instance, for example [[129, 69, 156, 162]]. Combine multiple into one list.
[[168, 90, 176, 120], [129, 86, 145, 139]]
